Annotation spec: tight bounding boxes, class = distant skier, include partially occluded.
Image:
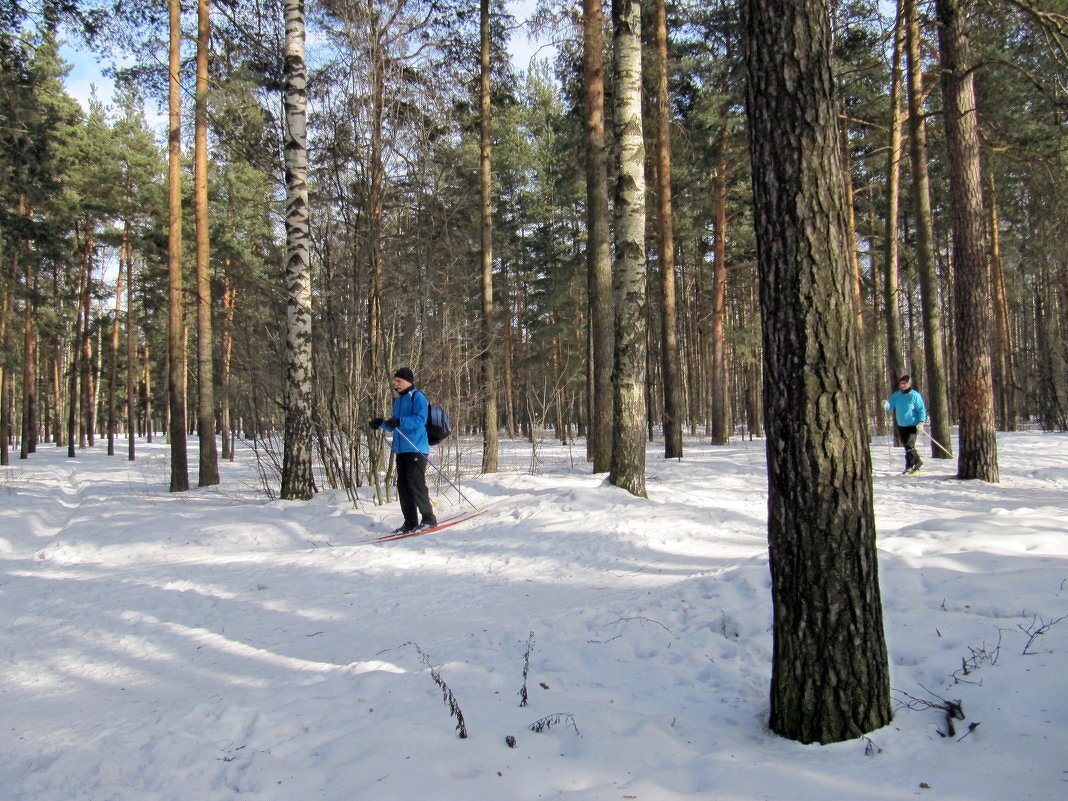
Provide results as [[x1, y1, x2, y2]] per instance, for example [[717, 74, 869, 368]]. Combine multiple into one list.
[[369, 368, 437, 534], [884, 374, 928, 474]]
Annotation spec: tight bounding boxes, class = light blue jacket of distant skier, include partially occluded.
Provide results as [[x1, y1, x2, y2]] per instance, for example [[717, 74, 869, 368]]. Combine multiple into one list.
[[884, 388, 927, 427]]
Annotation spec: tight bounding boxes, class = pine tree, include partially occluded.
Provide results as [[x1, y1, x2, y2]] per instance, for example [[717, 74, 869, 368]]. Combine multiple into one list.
[[582, 0, 613, 472], [167, 0, 189, 491], [936, 0, 999, 481], [744, 0, 891, 743]]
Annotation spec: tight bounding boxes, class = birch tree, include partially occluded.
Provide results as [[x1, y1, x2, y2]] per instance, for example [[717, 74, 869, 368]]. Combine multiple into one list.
[[280, 0, 314, 500], [609, 0, 648, 497]]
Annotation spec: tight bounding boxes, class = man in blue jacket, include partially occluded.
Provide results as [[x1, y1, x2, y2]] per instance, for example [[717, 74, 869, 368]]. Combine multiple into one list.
[[370, 368, 437, 533], [884, 374, 928, 474]]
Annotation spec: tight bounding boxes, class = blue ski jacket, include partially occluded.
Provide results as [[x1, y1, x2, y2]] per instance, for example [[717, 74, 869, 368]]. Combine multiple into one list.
[[381, 387, 430, 455], [885, 388, 927, 427]]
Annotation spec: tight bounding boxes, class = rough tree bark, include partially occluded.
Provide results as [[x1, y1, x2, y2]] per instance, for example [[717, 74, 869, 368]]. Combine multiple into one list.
[[905, 0, 953, 459], [480, 0, 500, 473], [936, 0, 999, 481], [744, 0, 892, 743], [194, 0, 219, 486], [654, 0, 682, 459], [167, 0, 189, 491], [583, 0, 614, 472]]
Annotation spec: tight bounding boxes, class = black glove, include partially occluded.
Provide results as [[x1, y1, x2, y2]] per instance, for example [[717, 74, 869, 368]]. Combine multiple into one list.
[[387, 417, 400, 428], [369, 417, 384, 429]]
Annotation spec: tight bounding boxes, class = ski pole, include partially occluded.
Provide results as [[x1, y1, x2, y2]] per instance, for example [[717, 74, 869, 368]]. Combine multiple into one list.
[[921, 424, 953, 458], [390, 426, 480, 512]]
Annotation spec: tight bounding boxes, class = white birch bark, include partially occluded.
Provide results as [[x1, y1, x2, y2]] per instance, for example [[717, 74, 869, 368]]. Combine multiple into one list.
[[280, 0, 314, 500], [609, 0, 648, 497]]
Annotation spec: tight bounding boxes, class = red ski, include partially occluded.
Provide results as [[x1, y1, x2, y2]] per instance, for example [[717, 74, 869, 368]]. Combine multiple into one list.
[[373, 511, 481, 543]]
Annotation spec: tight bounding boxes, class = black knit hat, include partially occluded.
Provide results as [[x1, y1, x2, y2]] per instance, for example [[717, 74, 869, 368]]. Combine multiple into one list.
[[393, 367, 415, 384]]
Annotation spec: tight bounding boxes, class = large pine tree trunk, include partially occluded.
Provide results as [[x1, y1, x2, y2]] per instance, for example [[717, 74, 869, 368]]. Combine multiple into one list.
[[583, 0, 614, 473], [194, 0, 219, 486], [480, 0, 499, 473], [744, 0, 892, 743], [882, 1, 906, 393], [167, 0, 189, 491], [280, 0, 315, 500], [608, 0, 648, 497], [654, 0, 682, 459], [936, 0, 999, 481], [905, 0, 952, 459]]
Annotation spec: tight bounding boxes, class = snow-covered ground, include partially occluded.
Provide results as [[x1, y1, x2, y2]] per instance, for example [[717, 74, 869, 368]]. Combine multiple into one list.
[[2, 430, 1066, 800]]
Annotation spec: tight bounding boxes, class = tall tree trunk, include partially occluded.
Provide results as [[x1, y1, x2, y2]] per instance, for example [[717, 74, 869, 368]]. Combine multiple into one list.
[[0, 229, 13, 466], [220, 271, 236, 460], [502, 269, 516, 437], [20, 202, 37, 458], [194, 0, 219, 486], [107, 245, 124, 456], [79, 233, 94, 448], [654, 0, 682, 459], [744, 0, 891, 743], [710, 125, 730, 445], [167, 0, 189, 490], [22, 283, 38, 458], [882, 1, 906, 392], [365, 7, 387, 490], [838, 104, 872, 433], [480, 0, 499, 473], [68, 235, 89, 459], [936, 0, 999, 481], [583, 0, 614, 472], [81, 239, 94, 448], [609, 0, 648, 497], [904, 0, 952, 459], [51, 263, 62, 446], [987, 168, 1016, 431], [126, 233, 137, 460], [1034, 268, 1066, 429], [143, 342, 153, 441], [280, 0, 314, 500]]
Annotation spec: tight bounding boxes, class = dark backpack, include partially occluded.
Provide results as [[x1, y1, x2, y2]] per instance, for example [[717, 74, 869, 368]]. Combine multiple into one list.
[[415, 389, 451, 446], [426, 403, 452, 446]]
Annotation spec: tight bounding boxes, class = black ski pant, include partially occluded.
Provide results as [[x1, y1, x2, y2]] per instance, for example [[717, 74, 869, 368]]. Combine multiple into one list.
[[897, 425, 922, 471], [397, 452, 436, 528]]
